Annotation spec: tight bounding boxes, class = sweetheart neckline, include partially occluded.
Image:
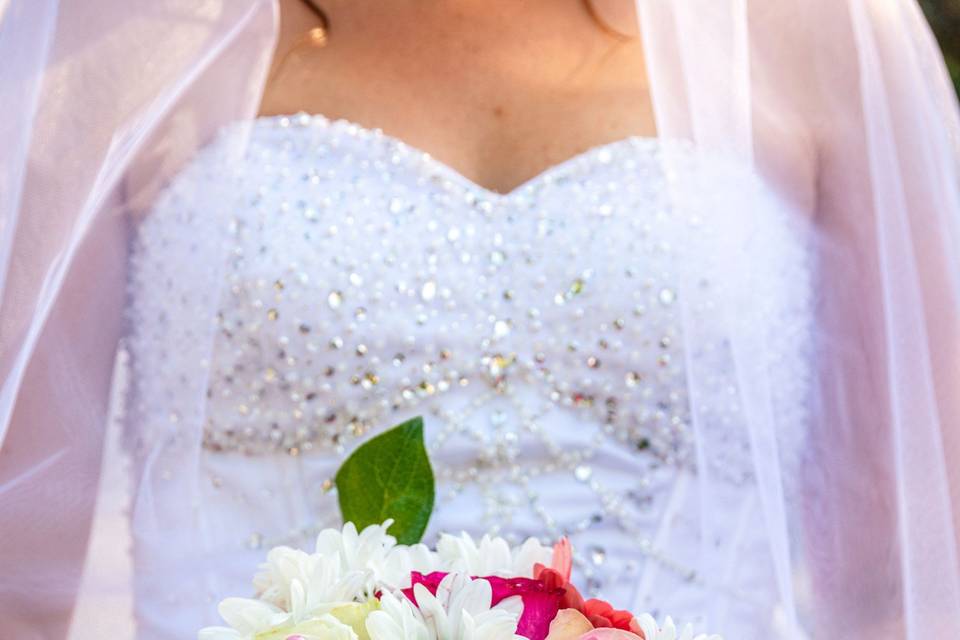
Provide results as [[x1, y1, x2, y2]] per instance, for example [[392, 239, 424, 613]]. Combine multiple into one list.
[[255, 111, 689, 200]]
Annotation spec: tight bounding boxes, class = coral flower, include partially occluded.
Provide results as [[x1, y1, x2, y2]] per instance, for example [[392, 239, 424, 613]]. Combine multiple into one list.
[[580, 599, 637, 633], [534, 539, 639, 634], [535, 567, 585, 612], [545, 610, 645, 640], [534, 539, 585, 613], [534, 537, 573, 582]]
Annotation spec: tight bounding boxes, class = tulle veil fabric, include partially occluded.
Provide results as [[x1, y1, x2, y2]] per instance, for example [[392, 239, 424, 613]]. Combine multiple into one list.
[[1, 0, 959, 638]]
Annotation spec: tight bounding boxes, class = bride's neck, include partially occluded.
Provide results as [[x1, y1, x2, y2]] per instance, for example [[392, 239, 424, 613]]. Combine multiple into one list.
[[261, 0, 656, 195], [273, 0, 645, 85]]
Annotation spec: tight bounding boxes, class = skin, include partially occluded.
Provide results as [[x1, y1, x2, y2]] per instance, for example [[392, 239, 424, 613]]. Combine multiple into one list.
[[259, 0, 657, 195]]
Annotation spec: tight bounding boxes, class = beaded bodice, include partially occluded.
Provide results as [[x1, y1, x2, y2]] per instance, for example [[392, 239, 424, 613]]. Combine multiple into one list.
[[210, 122, 693, 459], [126, 113, 812, 636]]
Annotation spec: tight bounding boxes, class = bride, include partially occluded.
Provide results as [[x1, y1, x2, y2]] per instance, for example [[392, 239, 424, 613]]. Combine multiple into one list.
[[2, 0, 959, 638]]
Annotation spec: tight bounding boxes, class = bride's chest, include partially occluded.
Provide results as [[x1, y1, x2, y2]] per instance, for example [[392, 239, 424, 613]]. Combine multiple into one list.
[[128, 114, 793, 462]]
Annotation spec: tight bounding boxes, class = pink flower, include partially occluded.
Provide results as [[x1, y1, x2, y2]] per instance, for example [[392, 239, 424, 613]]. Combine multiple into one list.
[[533, 539, 640, 635], [535, 537, 573, 582], [534, 539, 585, 613], [400, 570, 446, 603], [484, 575, 564, 640], [404, 571, 565, 640], [578, 629, 644, 640]]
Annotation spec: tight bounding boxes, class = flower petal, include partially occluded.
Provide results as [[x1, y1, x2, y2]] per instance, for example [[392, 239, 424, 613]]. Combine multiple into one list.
[[551, 538, 573, 582], [577, 629, 644, 640], [197, 625, 243, 640], [217, 597, 286, 634], [545, 609, 594, 640]]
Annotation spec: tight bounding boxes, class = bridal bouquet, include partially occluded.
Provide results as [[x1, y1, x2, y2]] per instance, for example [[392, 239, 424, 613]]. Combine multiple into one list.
[[199, 418, 721, 640]]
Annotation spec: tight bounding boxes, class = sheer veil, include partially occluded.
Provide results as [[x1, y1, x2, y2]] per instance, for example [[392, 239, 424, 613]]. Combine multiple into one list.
[[1, 0, 959, 638]]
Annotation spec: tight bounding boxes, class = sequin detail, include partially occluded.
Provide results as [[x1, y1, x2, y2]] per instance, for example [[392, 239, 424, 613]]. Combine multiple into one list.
[[148, 114, 703, 468]]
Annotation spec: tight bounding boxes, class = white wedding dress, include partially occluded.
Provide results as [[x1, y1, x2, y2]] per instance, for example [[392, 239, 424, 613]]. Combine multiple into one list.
[[124, 112, 813, 639]]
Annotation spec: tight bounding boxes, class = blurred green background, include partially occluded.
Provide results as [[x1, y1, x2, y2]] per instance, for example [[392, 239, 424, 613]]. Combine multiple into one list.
[[923, 0, 959, 93]]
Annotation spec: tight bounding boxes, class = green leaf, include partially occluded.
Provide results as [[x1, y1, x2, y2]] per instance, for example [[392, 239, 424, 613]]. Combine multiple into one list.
[[334, 416, 435, 544]]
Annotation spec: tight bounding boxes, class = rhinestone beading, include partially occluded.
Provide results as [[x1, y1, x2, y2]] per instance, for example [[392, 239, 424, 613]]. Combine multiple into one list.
[[155, 114, 703, 470]]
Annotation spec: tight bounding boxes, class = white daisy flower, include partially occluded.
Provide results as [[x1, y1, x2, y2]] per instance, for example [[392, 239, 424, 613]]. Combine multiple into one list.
[[253, 545, 370, 610], [253, 546, 313, 607], [315, 520, 398, 575], [437, 532, 552, 578], [313, 519, 443, 589], [633, 614, 723, 640], [366, 589, 432, 640], [197, 594, 359, 640], [411, 573, 524, 640], [380, 541, 442, 588]]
